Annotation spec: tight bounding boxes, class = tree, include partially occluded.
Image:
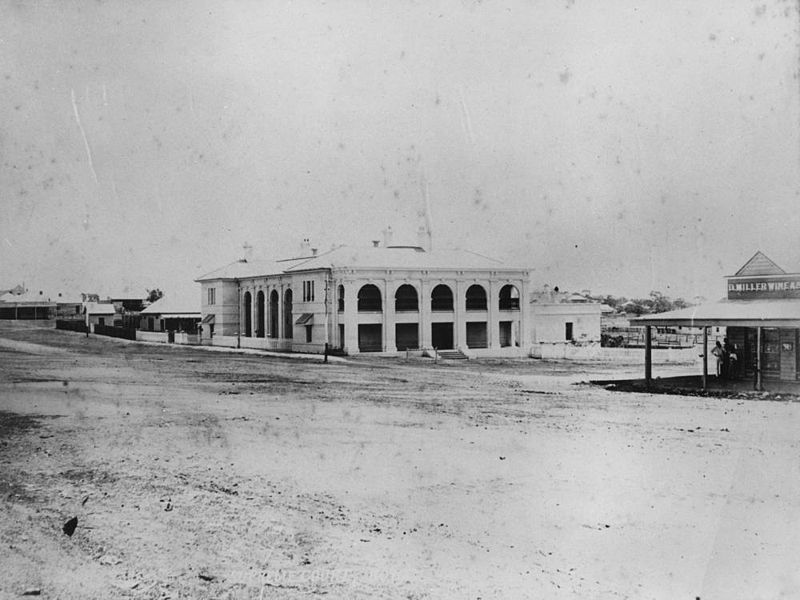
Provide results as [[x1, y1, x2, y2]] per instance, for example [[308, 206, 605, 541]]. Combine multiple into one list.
[[146, 288, 164, 303]]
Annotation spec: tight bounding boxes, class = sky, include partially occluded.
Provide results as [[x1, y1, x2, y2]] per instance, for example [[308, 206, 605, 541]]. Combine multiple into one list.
[[2, 0, 799, 302]]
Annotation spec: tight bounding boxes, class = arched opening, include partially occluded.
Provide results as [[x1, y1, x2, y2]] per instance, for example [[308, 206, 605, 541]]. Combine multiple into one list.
[[269, 290, 279, 338], [256, 291, 265, 337], [243, 291, 252, 337], [499, 284, 520, 310], [337, 284, 345, 312], [357, 284, 382, 312], [431, 284, 453, 311], [395, 284, 418, 312], [283, 289, 293, 339], [466, 284, 487, 311]]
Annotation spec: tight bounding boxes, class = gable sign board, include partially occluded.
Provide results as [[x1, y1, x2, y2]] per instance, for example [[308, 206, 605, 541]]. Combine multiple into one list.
[[728, 276, 800, 300]]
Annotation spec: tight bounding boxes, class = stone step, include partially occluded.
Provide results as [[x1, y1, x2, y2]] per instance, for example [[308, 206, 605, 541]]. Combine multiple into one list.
[[436, 349, 469, 360]]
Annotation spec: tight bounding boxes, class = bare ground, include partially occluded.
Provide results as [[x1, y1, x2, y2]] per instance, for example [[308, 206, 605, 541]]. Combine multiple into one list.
[[1, 322, 799, 599]]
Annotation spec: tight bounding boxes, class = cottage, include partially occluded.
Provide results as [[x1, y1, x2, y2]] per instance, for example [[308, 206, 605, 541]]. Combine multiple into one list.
[[83, 302, 117, 328], [138, 293, 201, 343]]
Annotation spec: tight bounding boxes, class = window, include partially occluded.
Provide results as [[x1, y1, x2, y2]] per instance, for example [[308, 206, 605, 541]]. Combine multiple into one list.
[[431, 284, 454, 311], [466, 284, 487, 310], [337, 285, 345, 312], [499, 285, 520, 310], [357, 284, 382, 312], [395, 284, 418, 312], [565, 322, 573, 341], [207, 287, 216, 305], [303, 280, 315, 302]]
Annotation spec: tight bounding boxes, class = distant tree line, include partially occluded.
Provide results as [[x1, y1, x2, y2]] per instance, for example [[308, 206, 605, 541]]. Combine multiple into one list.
[[587, 290, 691, 315]]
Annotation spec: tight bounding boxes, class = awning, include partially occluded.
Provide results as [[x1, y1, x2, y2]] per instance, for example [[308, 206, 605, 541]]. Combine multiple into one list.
[[162, 314, 202, 319], [201, 314, 216, 324], [632, 299, 800, 328], [295, 313, 314, 325]]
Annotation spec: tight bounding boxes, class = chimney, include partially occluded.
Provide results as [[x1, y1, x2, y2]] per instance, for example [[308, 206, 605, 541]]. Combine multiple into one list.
[[242, 242, 254, 262], [416, 225, 431, 252], [311, 248, 318, 256], [383, 226, 394, 248], [372, 240, 380, 248]]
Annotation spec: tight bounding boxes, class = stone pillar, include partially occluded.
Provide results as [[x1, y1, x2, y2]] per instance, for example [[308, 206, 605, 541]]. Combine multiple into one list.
[[455, 279, 466, 350], [344, 280, 359, 354], [488, 279, 500, 349], [384, 278, 397, 353], [518, 277, 529, 349], [419, 278, 432, 349], [277, 284, 284, 339]]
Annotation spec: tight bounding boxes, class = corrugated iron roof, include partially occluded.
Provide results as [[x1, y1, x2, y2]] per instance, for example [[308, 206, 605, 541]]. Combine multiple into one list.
[[283, 245, 521, 272], [195, 258, 306, 281], [140, 293, 200, 316], [632, 299, 800, 327], [84, 302, 116, 315]]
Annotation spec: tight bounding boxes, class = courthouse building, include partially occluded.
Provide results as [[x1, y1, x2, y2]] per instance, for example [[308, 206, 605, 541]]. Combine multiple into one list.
[[634, 251, 800, 387], [196, 239, 530, 356]]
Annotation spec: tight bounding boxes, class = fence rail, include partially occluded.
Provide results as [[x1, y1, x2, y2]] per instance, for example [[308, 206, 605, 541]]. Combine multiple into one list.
[[56, 320, 88, 333], [602, 327, 701, 348], [93, 324, 137, 340]]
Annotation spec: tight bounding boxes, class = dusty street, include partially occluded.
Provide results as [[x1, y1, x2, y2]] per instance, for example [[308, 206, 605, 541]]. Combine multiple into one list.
[[1, 322, 799, 599]]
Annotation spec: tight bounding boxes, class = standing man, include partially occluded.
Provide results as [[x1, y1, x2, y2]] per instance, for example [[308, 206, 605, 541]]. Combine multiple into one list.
[[712, 341, 724, 379]]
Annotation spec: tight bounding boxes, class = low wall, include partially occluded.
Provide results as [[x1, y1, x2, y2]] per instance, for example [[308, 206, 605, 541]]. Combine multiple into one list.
[[530, 342, 700, 363], [209, 336, 292, 352], [174, 333, 200, 345], [136, 331, 169, 343]]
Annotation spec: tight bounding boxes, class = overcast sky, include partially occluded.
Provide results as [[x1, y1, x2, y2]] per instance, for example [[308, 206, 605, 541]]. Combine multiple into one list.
[[2, 0, 799, 301]]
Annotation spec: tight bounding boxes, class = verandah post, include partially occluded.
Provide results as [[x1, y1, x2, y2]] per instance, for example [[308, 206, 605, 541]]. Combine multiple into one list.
[[645, 325, 652, 389], [702, 326, 708, 390], [756, 326, 763, 391]]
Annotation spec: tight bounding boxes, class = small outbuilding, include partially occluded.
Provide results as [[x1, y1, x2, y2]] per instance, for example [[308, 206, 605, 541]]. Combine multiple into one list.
[[529, 287, 604, 344], [83, 302, 117, 328]]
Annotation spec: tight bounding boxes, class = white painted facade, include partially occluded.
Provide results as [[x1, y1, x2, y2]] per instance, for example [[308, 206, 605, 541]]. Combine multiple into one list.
[[197, 245, 530, 356], [530, 301, 603, 343]]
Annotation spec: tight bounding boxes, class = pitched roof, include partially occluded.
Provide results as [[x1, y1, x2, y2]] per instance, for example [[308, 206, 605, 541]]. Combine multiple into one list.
[[140, 293, 201, 316], [733, 251, 786, 277], [195, 258, 306, 282], [632, 299, 800, 327], [197, 245, 527, 282], [84, 302, 116, 315], [283, 245, 518, 272]]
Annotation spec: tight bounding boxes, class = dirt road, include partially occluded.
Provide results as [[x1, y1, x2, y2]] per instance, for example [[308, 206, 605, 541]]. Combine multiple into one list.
[[1, 323, 799, 599]]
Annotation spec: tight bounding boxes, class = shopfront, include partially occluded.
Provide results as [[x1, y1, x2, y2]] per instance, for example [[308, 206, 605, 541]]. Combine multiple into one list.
[[633, 251, 800, 389]]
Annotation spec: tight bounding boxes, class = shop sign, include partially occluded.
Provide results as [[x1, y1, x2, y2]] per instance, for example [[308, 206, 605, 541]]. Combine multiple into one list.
[[728, 277, 800, 299]]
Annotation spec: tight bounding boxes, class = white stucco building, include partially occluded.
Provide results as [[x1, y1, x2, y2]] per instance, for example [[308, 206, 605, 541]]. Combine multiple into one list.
[[196, 241, 530, 356], [529, 287, 604, 344]]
